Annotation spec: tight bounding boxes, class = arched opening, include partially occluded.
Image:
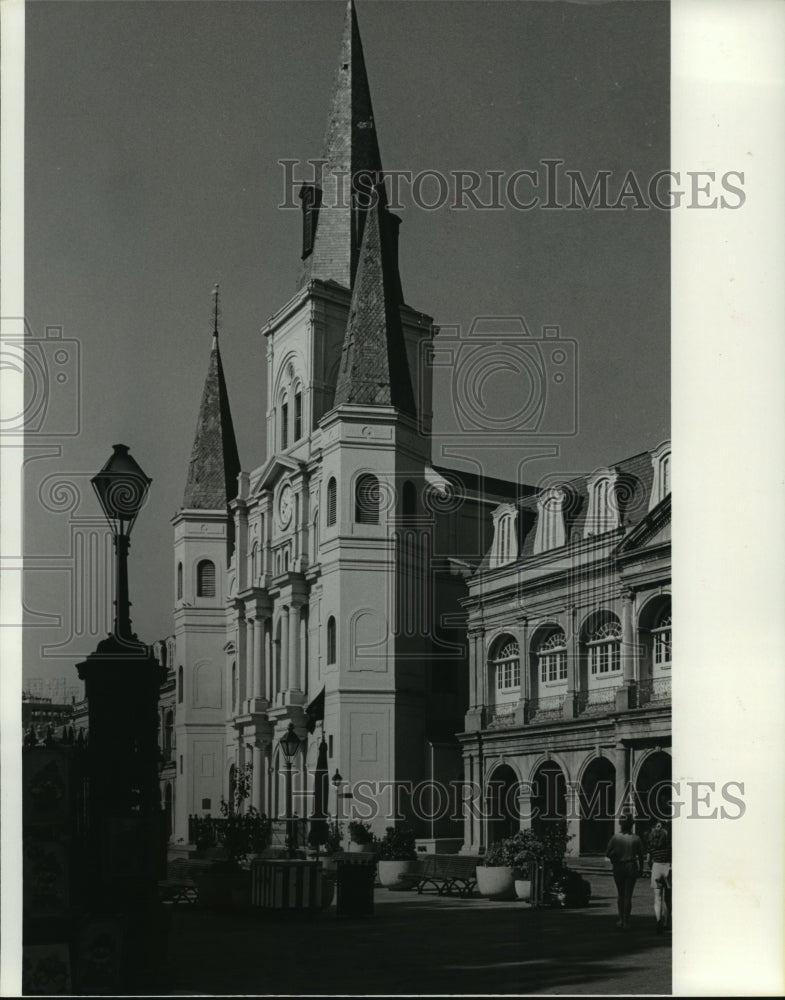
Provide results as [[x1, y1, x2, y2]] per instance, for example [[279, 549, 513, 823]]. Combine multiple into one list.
[[311, 512, 319, 562], [579, 610, 622, 713], [487, 635, 520, 724], [197, 560, 216, 598], [530, 760, 567, 839], [486, 764, 519, 846], [326, 616, 336, 665], [176, 562, 183, 600], [635, 750, 672, 827], [637, 595, 672, 703], [402, 480, 417, 518], [164, 710, 173, 753], [164, 783, 173, 840], [177, 666, 184, 704], [326, 478, 337, 527], [231, 662, 237, 713], [355, 473, 380, 524], [228, 764, 237, 814], [280, 392, 289, 450], [579, 756, 616, 854], [529, 623, 567, 719], [293, 388, 303, 441]]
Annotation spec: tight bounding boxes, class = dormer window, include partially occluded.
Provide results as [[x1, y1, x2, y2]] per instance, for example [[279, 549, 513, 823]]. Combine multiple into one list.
[[490, 503, 518, 568], [534, 487, 566, 554], [649, 441, 671, 509], [585, 469, 619, 537]]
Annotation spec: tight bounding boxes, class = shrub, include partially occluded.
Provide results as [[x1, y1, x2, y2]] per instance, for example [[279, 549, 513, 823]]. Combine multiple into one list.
[[348, 820, 374, 845], [376, 825, 417, 861]]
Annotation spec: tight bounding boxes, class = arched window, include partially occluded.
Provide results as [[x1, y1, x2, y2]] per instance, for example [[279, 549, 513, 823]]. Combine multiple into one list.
[[492, 639, 520, 691], [312, 512, 319, 561], [280, 394, 289, 450], [402, 480, 417, 518], [176, 562, 183, 600], [355, 473, 380, 524], [284, 548, 290, 572], [587, 619, 622, 675], [164, 710, 174, 750], [326, 478, 337, 527], [652, 611, 672, 666], [538, 631, 568, 682], [294, 390, 303, 441], [326, 616, 336, 665], [231, 662, 237, 711], [197, 560, 216, 598], [177, 666, 184, 704]]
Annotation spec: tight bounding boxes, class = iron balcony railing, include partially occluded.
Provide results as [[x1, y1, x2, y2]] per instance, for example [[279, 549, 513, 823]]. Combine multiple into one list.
[[487, 702, 520, 728], [637, 676, 672, 706], [526, 693, 567, 723], [576, 685, 622, 716]]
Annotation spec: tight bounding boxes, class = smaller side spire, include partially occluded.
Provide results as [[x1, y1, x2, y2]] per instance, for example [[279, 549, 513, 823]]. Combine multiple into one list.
[[182, 287, 241, 510], [212, 283, 220, 337]]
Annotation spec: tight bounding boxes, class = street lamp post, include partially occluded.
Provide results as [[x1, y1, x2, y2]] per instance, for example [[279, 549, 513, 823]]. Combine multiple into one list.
[[332, 769, 343, 822], [76, 445, 166, 907], [278, 722, 301, 859]]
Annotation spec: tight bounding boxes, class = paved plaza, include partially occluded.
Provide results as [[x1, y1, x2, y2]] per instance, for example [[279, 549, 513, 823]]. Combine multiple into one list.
[[162, 872, 671, 996]]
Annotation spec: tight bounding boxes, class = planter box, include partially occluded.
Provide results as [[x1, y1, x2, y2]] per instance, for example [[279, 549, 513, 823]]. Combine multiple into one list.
[[378, 859, 414, 889], [514, 878, 532, 901], [475, 865, 516, 901]]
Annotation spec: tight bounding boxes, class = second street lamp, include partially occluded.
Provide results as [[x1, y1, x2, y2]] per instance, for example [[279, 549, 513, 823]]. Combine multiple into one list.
[[278, 723, 301, 858]]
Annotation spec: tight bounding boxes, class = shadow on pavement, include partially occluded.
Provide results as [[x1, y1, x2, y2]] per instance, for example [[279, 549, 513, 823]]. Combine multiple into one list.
[[164, 889, 671, 996]]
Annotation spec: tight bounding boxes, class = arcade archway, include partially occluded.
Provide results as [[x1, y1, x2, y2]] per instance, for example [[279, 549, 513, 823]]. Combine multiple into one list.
[[579, 756, 616, 854]]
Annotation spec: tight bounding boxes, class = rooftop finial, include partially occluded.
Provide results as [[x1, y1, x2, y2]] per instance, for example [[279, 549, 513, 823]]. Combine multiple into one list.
[[212, 283, 220, 337]]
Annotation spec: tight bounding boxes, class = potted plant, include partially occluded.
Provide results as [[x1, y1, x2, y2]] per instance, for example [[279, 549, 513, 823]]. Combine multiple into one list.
[[347, 820, 375, 854], [194, 763, 271, 907], [511, 823, 574, 903], [476, 839, 517, 900], [376, 825, 417, 889]]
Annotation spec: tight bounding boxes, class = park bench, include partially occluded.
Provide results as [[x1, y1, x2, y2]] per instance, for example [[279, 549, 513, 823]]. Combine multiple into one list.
[[412, 854, 480, 898]]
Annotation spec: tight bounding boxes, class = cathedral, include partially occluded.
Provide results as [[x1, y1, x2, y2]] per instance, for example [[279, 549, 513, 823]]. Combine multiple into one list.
[[162, 0, 671, 854], [167, 0, 516, 846]]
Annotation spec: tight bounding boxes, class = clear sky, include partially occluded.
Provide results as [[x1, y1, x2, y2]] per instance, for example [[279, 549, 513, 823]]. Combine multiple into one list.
[[24, 0, 669, 677]]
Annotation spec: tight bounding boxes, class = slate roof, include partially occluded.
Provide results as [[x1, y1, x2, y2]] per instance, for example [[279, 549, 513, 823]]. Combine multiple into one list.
[[333, 198, 416, 416], [182, 335, 241, 510], [299, 0, 390, 292]]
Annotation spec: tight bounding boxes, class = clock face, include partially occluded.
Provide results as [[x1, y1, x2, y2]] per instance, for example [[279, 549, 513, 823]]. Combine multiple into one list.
[[278, 484, 293, 528]]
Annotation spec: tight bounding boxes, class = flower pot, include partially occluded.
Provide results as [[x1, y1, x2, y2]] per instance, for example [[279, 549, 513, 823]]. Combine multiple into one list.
[[378, 859, 414, 889], [476, 865, 516, 901], [348, 842, 375, 854], [514, 878, 532, 901]]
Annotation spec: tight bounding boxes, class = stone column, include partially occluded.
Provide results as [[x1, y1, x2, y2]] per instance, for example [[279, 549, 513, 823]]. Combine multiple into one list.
[[265, 625, 273, 702], [280, 608, 289, 692], [234, 608, 246, 717], [565, 781, 581, 857], [252, 742, 264, 812], [621, 588, 636, 683], [288, 605, 300, 691], [245, 616, 255, 706], [615, 742, 632, 818], [468, 632, 478, 707], [253, 617, 264, 704]]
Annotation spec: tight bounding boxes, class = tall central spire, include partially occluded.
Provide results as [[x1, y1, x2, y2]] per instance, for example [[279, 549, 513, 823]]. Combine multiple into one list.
[[300, 0, 387, 290]]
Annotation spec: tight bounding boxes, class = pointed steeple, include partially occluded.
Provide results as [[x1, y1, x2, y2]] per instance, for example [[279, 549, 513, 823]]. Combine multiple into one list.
[[300, 0, 391, 291], [182, 286, 242, 509], [333, 194, 415, 416]]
